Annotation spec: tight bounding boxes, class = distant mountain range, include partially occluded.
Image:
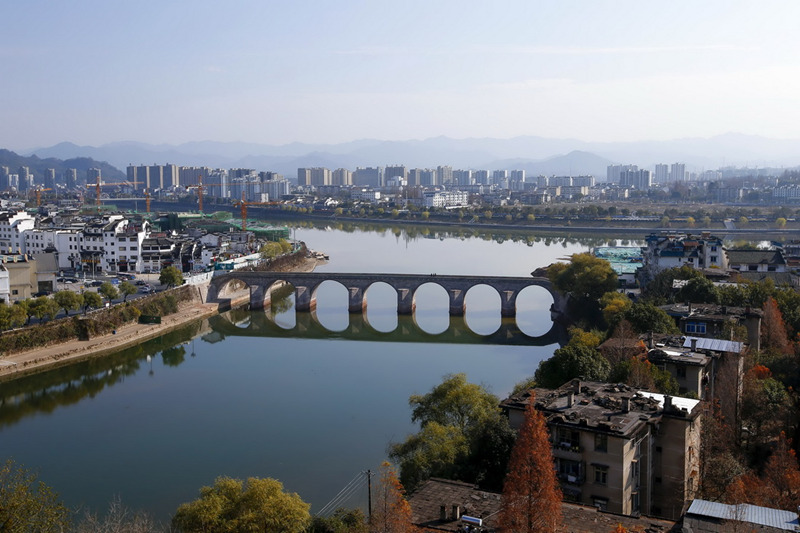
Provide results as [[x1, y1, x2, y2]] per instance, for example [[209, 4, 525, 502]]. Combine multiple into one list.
[[18, 133, 800, 180]]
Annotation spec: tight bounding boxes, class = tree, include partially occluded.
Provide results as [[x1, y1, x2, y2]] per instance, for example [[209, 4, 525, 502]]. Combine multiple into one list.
[[761, 297, 791, 355], [82, 291, 102, 313], [624, 302, 679, 334], [309, 508, 367, 533], [119, 281, 137, 302], [676, 276, 718, 304], [260, 241, 284, 260], [369, 462, 414, 533], [599, 291, 632, 327], [159, 266, 183, 288], [408, 373, 498, 432], [498, 394, 562, 533], [776, 217, 787, 228], [0, 459, 72, 532], [28, 296, 58, 322], [75, 495, 162, 533], [547, 253, 618, 302], [390, 374, 512, 491], [99, 281, 119, 303], [534, 344, 610, 389], [54, 289, 82, 316], [172, 476, 311, 533]]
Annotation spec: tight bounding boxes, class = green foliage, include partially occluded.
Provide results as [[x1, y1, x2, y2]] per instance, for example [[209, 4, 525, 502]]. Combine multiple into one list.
[[172, 476, 310, 533], [600, 291, 632, 327], [389, 422, 469, 490], [28, 296, 58, 322], [98, 282, 119, 302], [308, 508, 367, 533], [547, 253, 618, 302], [409, 373, 498, 432], [624, 302, 679, 334], [534, 344, 610, 389], [118, 281, 137, 302], [82, 291, 103, 312], [54, 290, 82, 316], [159, 266, 183, 288], [608, 357, 679, 395], [642, 265, 702, 304], [0, 459, 72, 532], [390, 374, 514, 491], [511, 376, 537, 396], [676, 276, 718, 304], [566, 327, 603, 349]]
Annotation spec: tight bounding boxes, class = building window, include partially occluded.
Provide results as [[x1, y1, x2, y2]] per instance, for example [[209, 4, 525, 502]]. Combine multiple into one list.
[[677, 366, 687, 378], [594, 433, 608, 453], [710, 256, 717, 263], [594, 465, 608, 485], [685, 322, 706, 335], [593, 497, 608, 511]]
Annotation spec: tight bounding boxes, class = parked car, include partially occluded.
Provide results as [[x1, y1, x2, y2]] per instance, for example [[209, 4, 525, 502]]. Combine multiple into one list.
[[88, 280, 104, 287], [139, 285, 154, 294], [33, 290, 52, 297], [135, 280, 147, 286]]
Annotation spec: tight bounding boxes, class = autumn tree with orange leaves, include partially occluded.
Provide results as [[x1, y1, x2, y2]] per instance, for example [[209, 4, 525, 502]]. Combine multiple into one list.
[[369, 462, 415, 533], [762, 297, 791, 355], [498, 394, 562, 533]]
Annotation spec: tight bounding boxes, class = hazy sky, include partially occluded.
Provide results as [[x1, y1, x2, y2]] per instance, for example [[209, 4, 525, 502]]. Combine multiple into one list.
[[3, 1, 800, 150]]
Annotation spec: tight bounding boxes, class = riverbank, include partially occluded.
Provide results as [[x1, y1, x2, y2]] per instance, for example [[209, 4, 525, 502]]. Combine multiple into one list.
[[0, 255, 321, 383]]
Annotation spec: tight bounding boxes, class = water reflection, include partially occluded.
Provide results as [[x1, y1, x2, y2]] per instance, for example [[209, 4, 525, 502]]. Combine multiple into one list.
[[0, 323, 202, 429], [209, 307, 566, 347]]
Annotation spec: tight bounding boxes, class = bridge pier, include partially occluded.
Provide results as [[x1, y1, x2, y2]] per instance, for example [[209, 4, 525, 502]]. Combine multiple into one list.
[[448, 289, 465, 316], [249, 285, 266, 310], [397, 288, 415, 315], [295, 285, 316, 312], [500, 290, 517, 317], [348, 287, 366, 313]]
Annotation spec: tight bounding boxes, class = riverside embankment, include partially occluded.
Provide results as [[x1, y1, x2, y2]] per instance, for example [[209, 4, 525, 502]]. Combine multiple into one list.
[[0, 253, 321, 383]]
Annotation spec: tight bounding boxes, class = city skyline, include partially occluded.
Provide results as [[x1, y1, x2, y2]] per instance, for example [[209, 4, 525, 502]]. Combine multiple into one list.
[[3, 1, 800, 151]]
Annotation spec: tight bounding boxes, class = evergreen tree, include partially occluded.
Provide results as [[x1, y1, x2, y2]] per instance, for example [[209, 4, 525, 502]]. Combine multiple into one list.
[[498, 394, 562, 533]]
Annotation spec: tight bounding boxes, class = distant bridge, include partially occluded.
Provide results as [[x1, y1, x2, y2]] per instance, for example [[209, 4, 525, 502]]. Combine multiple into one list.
[[206, 271, 565, 319]]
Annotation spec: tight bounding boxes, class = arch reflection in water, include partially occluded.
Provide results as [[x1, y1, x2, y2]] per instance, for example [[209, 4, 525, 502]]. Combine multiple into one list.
[[209, 307, 566, 347]]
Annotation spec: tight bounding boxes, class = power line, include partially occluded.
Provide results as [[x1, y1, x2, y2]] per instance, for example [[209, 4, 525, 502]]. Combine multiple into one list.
[[316, 471, 369, 517]]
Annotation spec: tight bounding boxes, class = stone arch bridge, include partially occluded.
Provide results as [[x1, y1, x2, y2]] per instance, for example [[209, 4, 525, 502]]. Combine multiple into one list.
[[206, 271, 565, 319]]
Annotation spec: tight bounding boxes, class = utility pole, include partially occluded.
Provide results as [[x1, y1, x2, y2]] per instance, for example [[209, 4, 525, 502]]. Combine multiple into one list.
[[366, 469, 372, 521]]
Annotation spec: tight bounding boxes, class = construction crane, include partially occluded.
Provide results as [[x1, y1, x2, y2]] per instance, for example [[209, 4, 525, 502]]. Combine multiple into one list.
[[144, 190, 151, 213], [34, 187, 53, 207], [87, 176, 140, 207], [185, 175, 207, 214], [234, 192, 279, 231]]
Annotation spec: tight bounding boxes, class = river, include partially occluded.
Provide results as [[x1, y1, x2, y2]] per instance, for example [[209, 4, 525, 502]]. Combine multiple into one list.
[[0, 223, 621, 522]]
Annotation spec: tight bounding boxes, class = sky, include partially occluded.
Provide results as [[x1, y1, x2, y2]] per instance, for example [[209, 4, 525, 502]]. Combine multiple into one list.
[[3, 1, 800, 151]]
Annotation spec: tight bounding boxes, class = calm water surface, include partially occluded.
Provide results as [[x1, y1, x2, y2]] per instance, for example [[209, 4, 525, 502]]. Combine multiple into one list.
[[1, 225, 610, 521]]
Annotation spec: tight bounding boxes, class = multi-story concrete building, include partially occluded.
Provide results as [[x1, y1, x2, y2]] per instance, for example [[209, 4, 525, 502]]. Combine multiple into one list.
[[501, 379, 701, 521], [670, 163, 687, 182], [436, 165, 452, 186], [332, 168, 352, 186], [18, 167, 33, 192], [384, 165, 407, 183], [654, 164, 669, 184], [620, 169, 652, 190], [353, 167, 382, 187], [44, 168, 56, 191], [422, 190, 469, 209], [0, 211, 36, 254], [607, 164, 637, 184]]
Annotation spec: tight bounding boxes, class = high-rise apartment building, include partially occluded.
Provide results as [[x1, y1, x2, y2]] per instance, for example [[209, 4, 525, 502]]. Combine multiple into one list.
[[353, 167, 383, 187], [332, 168, 353, 186], [0, 167, 9, 191], [436, 165, 452, 186], [384, 165, 408, 182], [43, 168, 56, 190], [473, 170, 490, 185], [607, 164, 637, 183], [65, 168, 78, 189], [18, 167, 32, 192], [654, 164, 669, 184], [670, 163, 686, 182], [86, 168, 101, 188]]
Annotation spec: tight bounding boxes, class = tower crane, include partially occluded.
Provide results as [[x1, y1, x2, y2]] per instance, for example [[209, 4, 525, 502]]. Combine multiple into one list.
[[34, 187, 53, 207], [234, 192, 279, 231], [86, 176, 140, 207]]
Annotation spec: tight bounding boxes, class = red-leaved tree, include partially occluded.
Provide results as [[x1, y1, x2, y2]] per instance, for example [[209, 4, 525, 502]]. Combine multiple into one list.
[[762, 297, 791, 355], [370, 462, 415, 533], [498, 393, 562, 532]]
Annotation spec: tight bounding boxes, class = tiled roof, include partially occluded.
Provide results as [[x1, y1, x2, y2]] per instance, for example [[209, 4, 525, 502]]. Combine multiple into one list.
[[687, 499, 799, 531]]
